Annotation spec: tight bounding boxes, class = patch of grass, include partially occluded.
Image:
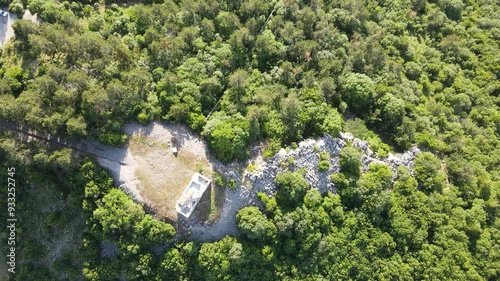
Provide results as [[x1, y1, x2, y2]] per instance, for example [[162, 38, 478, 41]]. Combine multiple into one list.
[[129, 134, 214, 221], [345, 118, 390, 157], [207, 184, 225, 223], [228, 179, 237, 190], [134, 166, 178, 219], [246, 162, 258, 173], [263, 139, 281, 158], [319, 151, 329, 161], [213, 171, 226, 187], [208, 189, 218, 222]]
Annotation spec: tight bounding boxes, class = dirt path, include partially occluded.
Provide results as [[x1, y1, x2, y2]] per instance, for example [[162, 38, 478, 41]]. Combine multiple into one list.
[[0, 10, 16, 47], [0, 10, 38, 47], [187, 186, 253, 241]]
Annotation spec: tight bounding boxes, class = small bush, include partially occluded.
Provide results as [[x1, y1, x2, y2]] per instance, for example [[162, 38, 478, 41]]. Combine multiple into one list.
[[376, 148, 389, 158], [275, 172, 309, 208], [345, 118, 391, 157], [98, 132, 128, 147], [228, 179, 237, 190], [196, 164, 204, 174], [280, 157, 295, 168], [330, 173, 349, 190], [318, 160, 330, 172], [319, 151, 329, 161], [137, 111, 151, 125], [339, 146, 362, 178], [366, 137, 390, 157], [247, 162, 258, 173], [264, 139, 282, 158], [213, 171, 226, 187], [258, 192, 278, 213], [415, 133, 447, 153], [9, 1, 24, 18]]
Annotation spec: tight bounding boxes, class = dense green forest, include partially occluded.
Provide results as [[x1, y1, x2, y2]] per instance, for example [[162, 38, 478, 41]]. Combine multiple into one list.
[[0, 0, 499, 280]]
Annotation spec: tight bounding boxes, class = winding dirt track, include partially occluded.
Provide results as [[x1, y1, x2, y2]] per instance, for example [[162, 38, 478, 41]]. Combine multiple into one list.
[[0, 121, 130, 164]]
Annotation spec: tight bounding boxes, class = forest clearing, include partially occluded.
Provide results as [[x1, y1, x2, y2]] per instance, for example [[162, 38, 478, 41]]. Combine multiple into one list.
[[1, 0, 498, 280], [118, 122, 216, 221], [94, 121, 421, 242]]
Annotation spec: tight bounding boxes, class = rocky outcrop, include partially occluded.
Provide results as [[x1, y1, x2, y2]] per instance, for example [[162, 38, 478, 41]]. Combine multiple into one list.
[[191, 133, 420, 242], [236, 132, 420, 197]]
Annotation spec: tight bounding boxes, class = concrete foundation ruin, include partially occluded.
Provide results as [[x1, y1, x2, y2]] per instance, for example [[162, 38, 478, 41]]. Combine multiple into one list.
[[175, 173, 211, 218]]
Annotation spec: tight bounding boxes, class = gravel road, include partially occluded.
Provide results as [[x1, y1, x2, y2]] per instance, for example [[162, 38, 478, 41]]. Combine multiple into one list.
[[0, 10, 38, 47]]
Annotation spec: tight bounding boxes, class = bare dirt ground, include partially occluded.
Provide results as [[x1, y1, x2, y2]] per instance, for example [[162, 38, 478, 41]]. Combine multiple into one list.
[[96, 122, 254, 242], [98, 122, 218, 222]]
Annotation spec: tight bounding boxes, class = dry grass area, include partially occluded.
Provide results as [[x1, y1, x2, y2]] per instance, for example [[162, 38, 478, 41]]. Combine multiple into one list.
[[207, 183, 227, 223], [127, 133, 214, 221]]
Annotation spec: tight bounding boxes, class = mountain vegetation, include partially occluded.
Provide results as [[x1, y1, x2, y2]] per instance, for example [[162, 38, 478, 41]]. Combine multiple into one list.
[[0, 0, 499, 280]]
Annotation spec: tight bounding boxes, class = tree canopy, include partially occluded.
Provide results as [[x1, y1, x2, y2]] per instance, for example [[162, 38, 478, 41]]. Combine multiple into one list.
[[0, 0, 499, 280]]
